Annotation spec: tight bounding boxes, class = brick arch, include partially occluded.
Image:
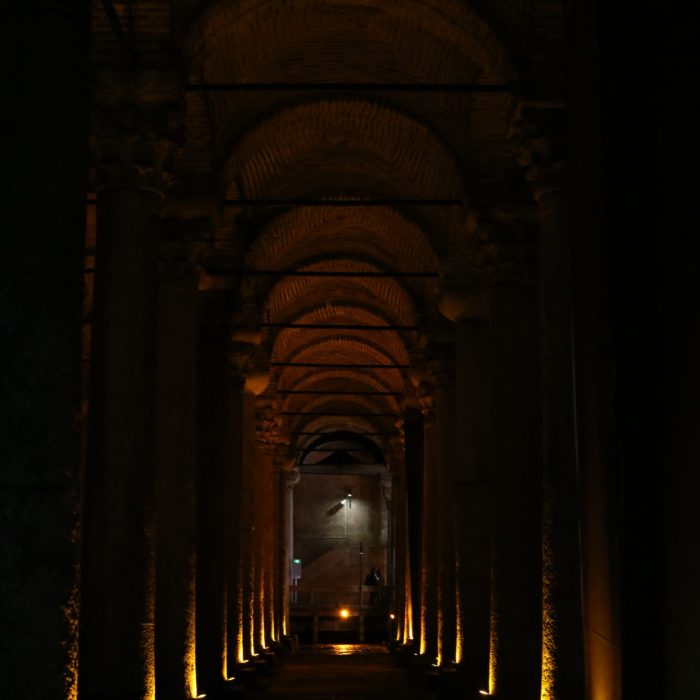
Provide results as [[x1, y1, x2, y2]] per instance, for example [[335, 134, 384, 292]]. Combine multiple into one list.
[[245, 205, 442, 278], [265, 261, 418, 329], [222, 100, 463, 202], [278, 372, 402, 415], [186, 0, 513, 84], [268, 305, 414, 365]]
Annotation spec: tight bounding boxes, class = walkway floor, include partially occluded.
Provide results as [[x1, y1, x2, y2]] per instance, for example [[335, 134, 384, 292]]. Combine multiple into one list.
[[248, 644, 436, 700]]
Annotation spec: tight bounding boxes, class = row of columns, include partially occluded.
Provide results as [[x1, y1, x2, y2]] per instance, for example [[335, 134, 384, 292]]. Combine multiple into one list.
[[76, 135, 283, 698], [402, 111, 591, 698]]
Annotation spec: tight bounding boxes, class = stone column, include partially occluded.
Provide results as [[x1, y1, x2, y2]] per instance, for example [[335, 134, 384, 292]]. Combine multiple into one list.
[[154, 226, 205, 699], [255, 443, 276, 649], [389, 444, 410, 643], [196, 295, 236, 694], [280, 467, 300, 638], [403, 408, 424, 647], [439, 288, 491, 692], [511, 104, 586, 699], [432, 348, 457, 667], [489, 234, 543, 699], [81, 106, 179, 700], [1, 3, 89, 696], [418, 383, 438, 662], [380, 473, 395, 611], [234, 357, 269, 661]]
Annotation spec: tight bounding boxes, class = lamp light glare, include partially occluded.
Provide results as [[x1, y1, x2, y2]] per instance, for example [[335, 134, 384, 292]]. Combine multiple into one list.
[[340, 608, 350, 618], [479, 691, 490, 696], [389, 613, 396, 620]]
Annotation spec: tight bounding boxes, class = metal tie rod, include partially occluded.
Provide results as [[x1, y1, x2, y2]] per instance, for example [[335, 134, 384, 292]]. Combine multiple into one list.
[[247, 269, 438, 278], [271, 362, 409, 369], [282, 411, 400, 417], [290, 431, 399, 436], [185, 82, 512, 93], [277, 389, 402, 396], [221, 198, 461, 206], [295, 447, 386, 452], [263, 322, 417, 331]]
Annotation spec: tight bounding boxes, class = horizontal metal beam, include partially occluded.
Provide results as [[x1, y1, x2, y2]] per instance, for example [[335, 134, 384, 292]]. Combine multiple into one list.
[[222, 198, 461, 207], [86, 198, 462, 208], [272, 362, 409, 369], [278, 389, 402, 396], [290, 431, 399, 436], [247, 269, 438, 278], [185, 82, 511, 93], [263, 323, 417, 331], [282, 411, 400, 417], [296, 447, 385, 453]]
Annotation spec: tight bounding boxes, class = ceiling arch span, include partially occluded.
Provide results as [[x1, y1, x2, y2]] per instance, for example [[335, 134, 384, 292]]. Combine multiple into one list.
[[245, 204, 443, 280], [281, 394, 400, 434], [291, 416, 394, 451], [277, 367, 403, 403], [186, 0, 514, 84], [264, 262, 418, 329], [222, 100, 465, 201], [268, 306, 415, 367]]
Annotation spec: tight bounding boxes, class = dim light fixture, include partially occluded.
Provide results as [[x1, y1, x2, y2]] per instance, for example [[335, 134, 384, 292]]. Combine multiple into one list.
[[479, 691, 490, 696], [389, 613, 396, 620]]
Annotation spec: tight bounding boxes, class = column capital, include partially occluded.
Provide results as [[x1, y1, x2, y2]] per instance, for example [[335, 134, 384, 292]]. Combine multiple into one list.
[[91, 103, 184, 195], [488, 218, 539, 288], [417, 380, 436, 424], [158, 219, 211, 283], [438, 283, 490, 322], [282, 467, 301, 489], [509, 102, 566, 201]]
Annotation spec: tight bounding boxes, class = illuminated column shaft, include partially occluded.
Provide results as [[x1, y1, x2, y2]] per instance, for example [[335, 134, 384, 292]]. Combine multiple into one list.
[[81, 185, 164, 698], [271, 460, 283, 641], [537, 184, 586, 699], [280, 468, 300, 636], [257, 447, 276, 646], [242, 391, 257, 657], [490, 260, 542, 698], [403, 409, 424, 647], [154, 233, 200, 699], [418, 387, 438, 660], [512, 105, 586, 699], [196, 308, 239, 693], [224, 374, 245, 670], [434, 360, 457, 666], [1, 3, 88, 696], [449, 311, 491, 691], [393, 470, 408, 641]]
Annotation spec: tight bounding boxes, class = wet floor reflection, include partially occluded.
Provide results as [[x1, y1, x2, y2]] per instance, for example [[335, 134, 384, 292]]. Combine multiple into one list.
[[303, 644, 388, 656]]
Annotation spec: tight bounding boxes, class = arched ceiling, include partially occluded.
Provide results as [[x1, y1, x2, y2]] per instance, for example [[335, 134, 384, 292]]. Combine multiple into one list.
[[174, 0, 524, 464]]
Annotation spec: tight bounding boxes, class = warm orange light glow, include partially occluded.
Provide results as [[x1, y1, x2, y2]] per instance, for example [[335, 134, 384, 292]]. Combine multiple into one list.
[[340, 608, 350, 619], [389, 613, 396, 620], [479, 691, 490, 697]]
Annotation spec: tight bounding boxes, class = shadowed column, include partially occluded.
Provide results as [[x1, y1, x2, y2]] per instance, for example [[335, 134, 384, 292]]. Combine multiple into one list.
[[403, 408, 424, 648], [439, 287, 491, 693], [511, 103, 586, 699], [433, 348, 457, 667], [489, 233, 542, 699], [418, 381, 438, 662], [154, 227, 204, 699], [0, 2, 89, 696], [196, 296, 235, 694], [82, 190, 159, 699]]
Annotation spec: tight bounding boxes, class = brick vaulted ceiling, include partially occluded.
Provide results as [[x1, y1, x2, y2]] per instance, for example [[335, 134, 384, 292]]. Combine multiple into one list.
[[92, 0, 562, 459]]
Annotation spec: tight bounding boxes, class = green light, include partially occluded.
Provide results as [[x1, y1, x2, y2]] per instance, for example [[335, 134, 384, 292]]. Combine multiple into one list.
[[293, 559, 301, 564]]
